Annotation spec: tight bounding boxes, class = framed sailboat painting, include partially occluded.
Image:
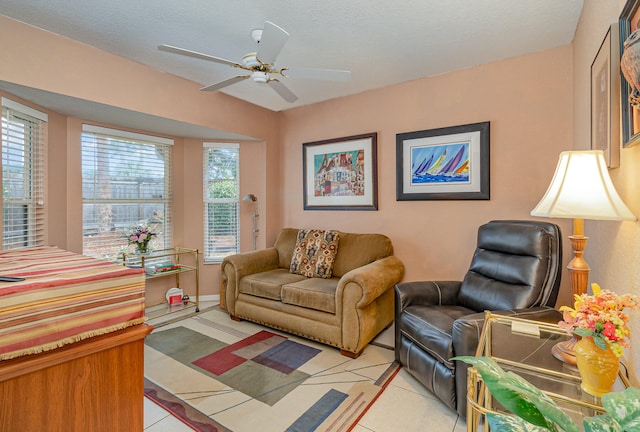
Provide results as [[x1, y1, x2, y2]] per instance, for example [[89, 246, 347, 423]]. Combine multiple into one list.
[[396, 122, 490, 200]]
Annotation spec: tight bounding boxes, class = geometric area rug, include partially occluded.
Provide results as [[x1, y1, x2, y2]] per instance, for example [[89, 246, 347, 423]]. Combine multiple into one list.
[[144, 307, 400, 431]]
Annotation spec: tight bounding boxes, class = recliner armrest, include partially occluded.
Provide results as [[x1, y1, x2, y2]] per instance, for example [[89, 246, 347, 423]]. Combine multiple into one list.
[[394, 280, 462, 312]]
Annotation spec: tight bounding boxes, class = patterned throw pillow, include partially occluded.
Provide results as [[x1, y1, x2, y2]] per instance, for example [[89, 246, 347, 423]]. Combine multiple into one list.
[[289, 229, 340, 279]]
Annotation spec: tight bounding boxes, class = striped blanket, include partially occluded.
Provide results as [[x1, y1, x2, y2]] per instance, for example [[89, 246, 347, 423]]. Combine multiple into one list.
[[0, 246, 146, 361]]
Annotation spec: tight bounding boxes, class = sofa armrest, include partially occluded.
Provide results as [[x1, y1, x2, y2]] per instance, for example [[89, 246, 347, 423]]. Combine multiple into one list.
[[222, 248, 280, 276], [221, 248, 280, 313], [394, 280, 462, 312], [337, 256, 405, 309]]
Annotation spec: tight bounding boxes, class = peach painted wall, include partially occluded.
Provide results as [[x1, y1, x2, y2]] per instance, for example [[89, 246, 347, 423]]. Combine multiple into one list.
[[239, 140, 267, 251], [574, 0, 640, 380], [279, 46, 574, 306]]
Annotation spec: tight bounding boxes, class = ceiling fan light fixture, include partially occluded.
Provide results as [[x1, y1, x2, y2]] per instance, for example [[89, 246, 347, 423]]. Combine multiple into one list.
[[250, 28, 263, 43], [242, 53, 260, 69], [251, 71, 269, 83]]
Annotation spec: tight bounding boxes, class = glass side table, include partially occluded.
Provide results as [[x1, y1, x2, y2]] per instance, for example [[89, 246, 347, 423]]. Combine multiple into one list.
[[466, 312, 631, 432], [120, 246, 200, 319]]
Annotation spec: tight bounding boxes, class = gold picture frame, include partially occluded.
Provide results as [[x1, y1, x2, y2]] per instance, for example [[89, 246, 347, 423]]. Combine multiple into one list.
[[591, 22, 621, 167], [619, 0, 640, 147]]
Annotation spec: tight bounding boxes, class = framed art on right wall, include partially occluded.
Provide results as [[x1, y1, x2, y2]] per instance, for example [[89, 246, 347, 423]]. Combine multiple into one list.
[[619, 0, 640, 147], [591, 22, 620, 168]]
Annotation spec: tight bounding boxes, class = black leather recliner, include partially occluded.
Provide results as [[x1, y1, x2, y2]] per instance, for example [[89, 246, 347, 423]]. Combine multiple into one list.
[[394, 220, 563, 417]]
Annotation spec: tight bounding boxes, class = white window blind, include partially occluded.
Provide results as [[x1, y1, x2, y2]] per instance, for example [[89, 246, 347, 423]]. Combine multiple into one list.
[[203, 143, 239, 263], [1, 98, 47, 249], [81, 125, 173, 260]]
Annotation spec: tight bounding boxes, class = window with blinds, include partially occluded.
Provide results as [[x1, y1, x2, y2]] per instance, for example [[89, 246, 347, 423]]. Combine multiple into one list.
[[81, 125, 172, 260], [1, 98, 47, 250], [203, 143, 239, 263]]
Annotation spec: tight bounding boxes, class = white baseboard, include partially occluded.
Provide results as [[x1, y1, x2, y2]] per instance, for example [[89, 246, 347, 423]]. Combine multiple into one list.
[[198, 294, 219, 303]]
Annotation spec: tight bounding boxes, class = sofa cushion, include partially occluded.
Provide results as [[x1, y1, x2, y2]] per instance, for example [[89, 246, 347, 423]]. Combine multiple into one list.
[[281, 277, 339, 314], [274, 228, 300, 269], [239, 269, 306, 300], [331, 232, 393, 277], [289, 229, 340, 278]]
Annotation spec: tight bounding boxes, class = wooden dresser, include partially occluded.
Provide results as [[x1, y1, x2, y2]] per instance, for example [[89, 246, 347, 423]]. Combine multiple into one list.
[[0, 246, 151, 431], [0, 323, 153, 432]]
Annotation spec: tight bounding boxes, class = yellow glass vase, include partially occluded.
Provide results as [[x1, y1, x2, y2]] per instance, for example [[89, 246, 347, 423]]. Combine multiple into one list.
[[574, 336, 619, 397]]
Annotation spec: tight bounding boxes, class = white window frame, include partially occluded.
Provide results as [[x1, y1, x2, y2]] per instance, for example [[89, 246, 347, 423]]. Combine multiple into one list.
[[1, 98, 47, 249], [81, 124, 173, 260], [203, 142, 240, 263]]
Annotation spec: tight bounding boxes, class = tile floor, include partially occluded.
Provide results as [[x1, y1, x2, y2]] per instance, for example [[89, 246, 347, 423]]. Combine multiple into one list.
[[143, 302, 469, 432]]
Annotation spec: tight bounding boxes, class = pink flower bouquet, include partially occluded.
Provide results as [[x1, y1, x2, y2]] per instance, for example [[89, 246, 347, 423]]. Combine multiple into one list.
[[559, 283, 640, 357], [128, 225, 157, 253]]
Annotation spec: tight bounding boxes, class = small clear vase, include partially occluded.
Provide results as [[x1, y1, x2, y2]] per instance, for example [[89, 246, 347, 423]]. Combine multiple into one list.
[[135, 243, 150, 255]]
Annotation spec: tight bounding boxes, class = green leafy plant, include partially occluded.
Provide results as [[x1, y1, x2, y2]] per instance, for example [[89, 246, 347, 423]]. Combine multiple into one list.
[[453, 356, 640, 431]]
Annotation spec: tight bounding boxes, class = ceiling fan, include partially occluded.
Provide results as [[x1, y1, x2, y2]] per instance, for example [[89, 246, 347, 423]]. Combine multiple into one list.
[[158, 21, 351, 103]]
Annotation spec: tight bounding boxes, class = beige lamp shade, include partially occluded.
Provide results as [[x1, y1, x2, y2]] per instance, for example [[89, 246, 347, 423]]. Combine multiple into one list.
[[531, 150, 636, 221], [531, 150, 635, 366]]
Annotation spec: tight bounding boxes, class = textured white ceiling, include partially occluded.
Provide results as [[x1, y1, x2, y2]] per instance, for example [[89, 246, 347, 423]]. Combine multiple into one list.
[[1, 0, 583, 113]]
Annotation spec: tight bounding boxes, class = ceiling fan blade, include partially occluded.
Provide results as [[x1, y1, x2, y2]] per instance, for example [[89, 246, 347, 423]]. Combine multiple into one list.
[[268, 79, 298, 103], [256, 21, 289, 65], [282, 68, 351, 82], [201, 76, 249, 92], [158, 44, 244, 68]]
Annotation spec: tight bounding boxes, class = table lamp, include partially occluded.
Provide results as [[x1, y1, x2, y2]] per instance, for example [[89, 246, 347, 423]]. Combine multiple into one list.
[[530, 150, 636, 364]]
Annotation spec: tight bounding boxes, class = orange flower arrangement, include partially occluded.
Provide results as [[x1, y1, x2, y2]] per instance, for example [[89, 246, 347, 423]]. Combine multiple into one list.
[[559, 283, 640, 357]]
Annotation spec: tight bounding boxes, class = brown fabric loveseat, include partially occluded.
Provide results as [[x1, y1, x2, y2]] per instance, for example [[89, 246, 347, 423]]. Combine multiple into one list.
[[221, 228, 405, 357]]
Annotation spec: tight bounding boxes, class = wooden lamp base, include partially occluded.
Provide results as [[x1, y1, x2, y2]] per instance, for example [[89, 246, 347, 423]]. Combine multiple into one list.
[[552, 219, 589, 366]]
